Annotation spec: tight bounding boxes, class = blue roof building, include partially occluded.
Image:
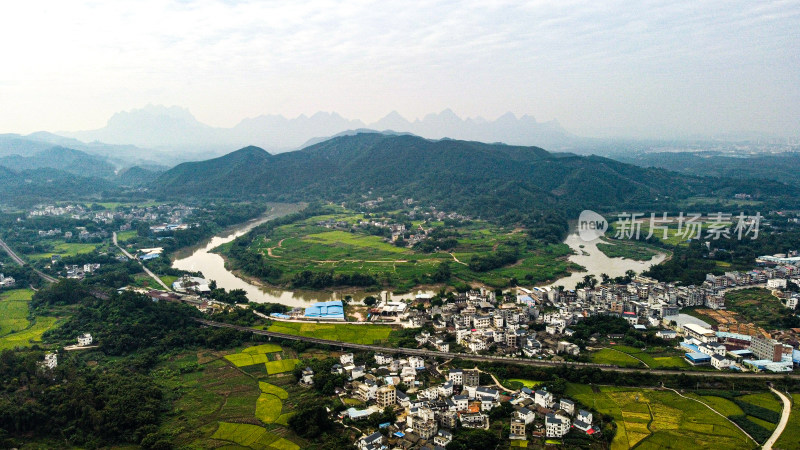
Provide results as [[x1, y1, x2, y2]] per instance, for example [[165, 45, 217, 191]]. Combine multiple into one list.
[[685, 352, 711, 365], [304, 300, 345, 320]]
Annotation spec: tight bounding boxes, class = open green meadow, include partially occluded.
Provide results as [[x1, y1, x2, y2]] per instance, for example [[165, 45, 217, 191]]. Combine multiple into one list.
[[27, 241, 101, 260], [565, 384, 755, 449], [234, 209, 579, 289], [267, 321, 392, 345], [607, 345, 690, 369]]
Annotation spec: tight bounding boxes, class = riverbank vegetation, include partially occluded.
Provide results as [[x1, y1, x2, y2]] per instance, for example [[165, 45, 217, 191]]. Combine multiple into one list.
[[223, 204, 579, 291]]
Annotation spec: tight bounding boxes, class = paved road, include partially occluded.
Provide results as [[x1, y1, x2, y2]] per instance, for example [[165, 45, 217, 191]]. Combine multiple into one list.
[[0, 237, 57, 283], [113, 232, 171, 291], [763, 386, 792, 450], [195, 318, 800, 380]]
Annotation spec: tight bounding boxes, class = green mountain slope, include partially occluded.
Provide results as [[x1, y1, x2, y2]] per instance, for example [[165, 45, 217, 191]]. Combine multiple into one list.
[[155, 133, 798, 223]]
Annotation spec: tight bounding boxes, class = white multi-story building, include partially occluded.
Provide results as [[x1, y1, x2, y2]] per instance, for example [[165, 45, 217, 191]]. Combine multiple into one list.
[[545, 413, 570, 438], [77, 333, 93, 346], [42, 352, 58, 369]]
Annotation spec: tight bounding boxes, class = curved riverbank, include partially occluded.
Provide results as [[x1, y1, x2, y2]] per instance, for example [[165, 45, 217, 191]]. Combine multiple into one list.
[[545, 228, 667, 290], [172, 203, 434, 307]]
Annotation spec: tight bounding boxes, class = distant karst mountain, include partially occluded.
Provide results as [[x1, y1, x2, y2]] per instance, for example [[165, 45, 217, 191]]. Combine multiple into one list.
[[60, 105, 580, 154]]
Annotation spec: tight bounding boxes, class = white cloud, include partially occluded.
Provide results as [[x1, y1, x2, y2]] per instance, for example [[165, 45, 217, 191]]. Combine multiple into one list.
[[0, 0, 797, 137]]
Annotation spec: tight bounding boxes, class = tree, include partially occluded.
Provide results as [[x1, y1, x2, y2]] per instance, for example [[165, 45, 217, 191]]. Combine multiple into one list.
[[364, 296, 377, 307]]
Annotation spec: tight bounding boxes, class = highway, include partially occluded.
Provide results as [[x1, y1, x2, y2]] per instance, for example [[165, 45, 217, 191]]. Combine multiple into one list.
[[0, 237, 57, 283], [195, 318, 800, 380]]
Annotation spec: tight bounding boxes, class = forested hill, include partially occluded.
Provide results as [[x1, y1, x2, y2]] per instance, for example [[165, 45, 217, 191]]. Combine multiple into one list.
[[154, 133, 798, 223]]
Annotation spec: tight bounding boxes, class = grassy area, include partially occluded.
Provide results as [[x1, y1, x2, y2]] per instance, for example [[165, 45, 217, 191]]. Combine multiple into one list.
[[0, 289, 33, 336], [232, 209, 579, 290], [775, 393, 800, 449], [265, 359, 300, 375], [267, 321, 392, 345], [116, 230, 138, 242], [565, 384, 755, 450], [159, 275, 179, 288], [27, 242, 101, 260], [506, 379, 544, 389], [694, 395, 744, 417], [596, 239, 663, 261], [0, 289, 60, 351], [724, 288, 784, 329], [610, 345, 690, 369], [737, 392, 783, 414], [589, 349, 645, 368]]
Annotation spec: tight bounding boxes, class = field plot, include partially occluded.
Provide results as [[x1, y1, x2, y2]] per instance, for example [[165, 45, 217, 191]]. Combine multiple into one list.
[[156, 350, 306, 449], [211, 422, 299, 450], [259, 382, 289, 399], [566, 384, 754, 450], [0, 289, 33, 336], [266, 359, 300, 375], [267, 322, 392, 345], [0, 289, 59, 351], [27, 242, 101, 260]]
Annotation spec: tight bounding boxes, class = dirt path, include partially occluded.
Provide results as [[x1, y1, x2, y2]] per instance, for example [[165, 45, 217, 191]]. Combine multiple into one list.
[[266, 238, 285, 258], [763, 387, 791, 450], [608, 347, 650, 368], [449, 252, 467, 266]]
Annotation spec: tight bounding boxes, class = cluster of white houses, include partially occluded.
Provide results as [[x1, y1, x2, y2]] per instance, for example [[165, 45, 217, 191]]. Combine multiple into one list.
[[336, 352, 597, 450], [680, 323, 796, 372]]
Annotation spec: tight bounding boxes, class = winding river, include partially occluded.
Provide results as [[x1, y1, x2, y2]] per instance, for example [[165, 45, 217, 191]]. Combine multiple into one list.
[[173, 207, 667, 306], [545, 227, 667, 290], [172, 204, 432, 307]]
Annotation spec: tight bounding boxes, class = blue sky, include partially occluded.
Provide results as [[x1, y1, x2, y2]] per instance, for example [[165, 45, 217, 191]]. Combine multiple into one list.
[[1, 0, 798, 138]]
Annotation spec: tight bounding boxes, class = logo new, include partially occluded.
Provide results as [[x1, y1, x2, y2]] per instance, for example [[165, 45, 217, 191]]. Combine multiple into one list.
[[578, 210, 608, 242]]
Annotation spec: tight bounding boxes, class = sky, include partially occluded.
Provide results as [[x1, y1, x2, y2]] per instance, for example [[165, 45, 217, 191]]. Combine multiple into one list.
[[1, 0, 798, 139]]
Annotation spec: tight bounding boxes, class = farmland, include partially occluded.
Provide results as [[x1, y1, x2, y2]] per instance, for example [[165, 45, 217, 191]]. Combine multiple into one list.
[[565, 384, 755, 449], [0, 289, 60, 351], [228, 208, 580, 290], [155, 345, 316, 449], [266, 321, 393, 345], [27, 241, 102, 260]]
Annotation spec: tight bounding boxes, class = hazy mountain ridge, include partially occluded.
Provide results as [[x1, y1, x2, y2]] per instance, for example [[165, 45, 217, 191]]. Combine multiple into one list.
[[156, 133, 773, 223], [59, 105, 579, 154], [0, 146, 117, 178]]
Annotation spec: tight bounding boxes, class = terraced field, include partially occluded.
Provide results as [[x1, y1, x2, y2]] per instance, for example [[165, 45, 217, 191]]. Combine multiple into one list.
[[156, 347, 312, 449]]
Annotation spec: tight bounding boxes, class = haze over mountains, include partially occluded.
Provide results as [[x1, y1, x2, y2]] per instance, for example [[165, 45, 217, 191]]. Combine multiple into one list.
[[60, 105, 578, 155]]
